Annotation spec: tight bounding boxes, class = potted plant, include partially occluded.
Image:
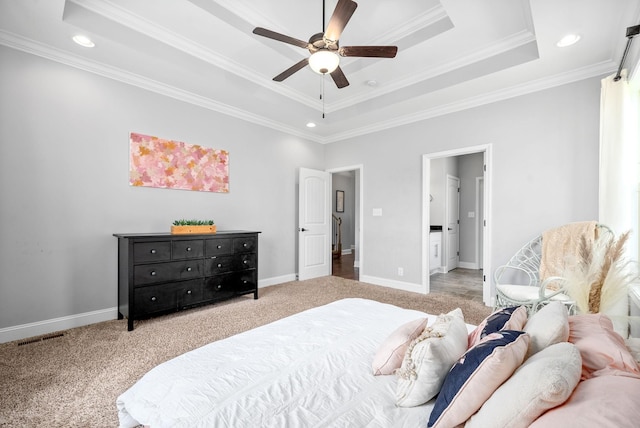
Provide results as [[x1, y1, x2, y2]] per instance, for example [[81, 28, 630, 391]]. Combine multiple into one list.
[[171, 219, 216, 234]]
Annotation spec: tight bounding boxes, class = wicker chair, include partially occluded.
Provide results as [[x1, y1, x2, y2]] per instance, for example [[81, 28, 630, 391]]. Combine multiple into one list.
[[494, 224, 612, 315]]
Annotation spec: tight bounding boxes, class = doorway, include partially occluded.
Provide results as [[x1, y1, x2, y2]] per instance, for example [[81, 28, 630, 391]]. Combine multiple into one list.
[[327, 166, 363, 280], [423, 145, 492, 305]]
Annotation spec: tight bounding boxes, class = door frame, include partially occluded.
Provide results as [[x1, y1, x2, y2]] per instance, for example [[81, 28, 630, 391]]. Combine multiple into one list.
[[445, 174, 460, 272], [422, 144, 493, 305], [327, 164, 364, 275]]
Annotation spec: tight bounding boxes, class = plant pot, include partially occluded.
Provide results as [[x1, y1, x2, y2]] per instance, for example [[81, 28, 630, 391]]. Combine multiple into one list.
[[171, 225, 217, 234]]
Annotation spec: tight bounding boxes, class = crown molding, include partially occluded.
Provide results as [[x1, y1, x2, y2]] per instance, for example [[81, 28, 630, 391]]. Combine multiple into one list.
[[322, 60, 616, 144], [0, 30, 322, 143], [0, 29, 617, 146], [68, 0, 319, 109], [326, 29, 537, 113]]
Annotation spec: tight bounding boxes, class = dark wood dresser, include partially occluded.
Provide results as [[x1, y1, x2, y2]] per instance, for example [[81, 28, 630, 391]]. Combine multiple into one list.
[[114, 231, 260, 331]]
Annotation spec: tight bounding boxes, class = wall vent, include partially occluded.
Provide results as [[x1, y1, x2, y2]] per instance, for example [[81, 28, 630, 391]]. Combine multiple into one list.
[[17, 332, 65, 346]]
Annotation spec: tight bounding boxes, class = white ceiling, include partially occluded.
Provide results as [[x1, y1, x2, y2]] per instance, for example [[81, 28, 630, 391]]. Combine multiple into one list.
[[1, 0, 639, 143]]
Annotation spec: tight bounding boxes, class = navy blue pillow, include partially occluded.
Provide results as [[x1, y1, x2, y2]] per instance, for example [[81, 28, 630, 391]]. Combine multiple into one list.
[[428, 330, 528, 427], [481, 306, 521, 338]]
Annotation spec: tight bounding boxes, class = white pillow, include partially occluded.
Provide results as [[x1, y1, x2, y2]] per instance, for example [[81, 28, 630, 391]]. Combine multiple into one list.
[[395, 308, 468, 407], [523, 301, 569, 358], [372, 317, 428, 375], [466, 341, 582, 428]]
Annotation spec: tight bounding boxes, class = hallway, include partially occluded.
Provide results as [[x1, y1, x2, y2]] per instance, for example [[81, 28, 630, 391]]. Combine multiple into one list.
[[332, 255, 483, 304], [430, 268, 483, 303]]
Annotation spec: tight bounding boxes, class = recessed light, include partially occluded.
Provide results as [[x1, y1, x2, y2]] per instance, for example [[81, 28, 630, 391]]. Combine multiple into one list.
[[366, 80, 378, 87], [73, 35, 95, 48], [306, 122, 316, 128], [556, 34, 580, 47]]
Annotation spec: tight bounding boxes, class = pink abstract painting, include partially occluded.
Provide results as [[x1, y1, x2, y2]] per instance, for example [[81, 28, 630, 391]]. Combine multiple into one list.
[[129, 132, 229, 193]]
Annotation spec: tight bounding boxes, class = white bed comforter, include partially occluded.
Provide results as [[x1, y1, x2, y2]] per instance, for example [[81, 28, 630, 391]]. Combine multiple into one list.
[[117, 298, 450, 428]]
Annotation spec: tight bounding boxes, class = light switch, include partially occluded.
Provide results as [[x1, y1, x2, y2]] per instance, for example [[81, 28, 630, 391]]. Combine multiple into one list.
[[468, 211, 475, 218], [372, 208, 383, 216]]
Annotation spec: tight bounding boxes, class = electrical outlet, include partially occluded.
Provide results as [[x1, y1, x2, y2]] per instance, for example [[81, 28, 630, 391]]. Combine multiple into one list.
[[398, 267, 404, 276]]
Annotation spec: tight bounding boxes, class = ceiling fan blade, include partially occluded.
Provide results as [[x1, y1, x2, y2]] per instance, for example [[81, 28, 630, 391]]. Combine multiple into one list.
[[324, 0, 358, 44], [253, 27, 309, 49], [330, 66, 350, 89], [339, 46, 398, 58], [273, 58, 309, 82]]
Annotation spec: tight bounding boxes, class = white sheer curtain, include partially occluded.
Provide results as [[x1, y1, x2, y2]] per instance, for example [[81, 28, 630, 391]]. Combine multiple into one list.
[[599, 70, 639, 262]]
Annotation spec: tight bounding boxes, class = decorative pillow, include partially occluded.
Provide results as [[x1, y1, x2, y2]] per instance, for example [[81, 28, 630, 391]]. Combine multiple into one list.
[[529, 375, 640, 428], [466, 342, 581, 427], [395, 308, 468, 407], [523, 301, 569, 358], [568, 313, 640, 380], [372, 317, 428, 375], [467, 306, 527, 348], [428, 330, 530, 427]]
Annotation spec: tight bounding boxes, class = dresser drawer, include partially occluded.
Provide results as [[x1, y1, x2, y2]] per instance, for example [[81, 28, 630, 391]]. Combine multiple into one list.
[[236, 271, 257, 293], [134, 260, 204, 286], [238, 253, 257, 270], [177, 280, 203, 307], [206, 255, 236, 275], [172, 239, 204, 260], [203, 274, 236, 300], [133, 242, 171, 263], [234, 236, 257, 253], [134, 283, 180, 314], [205, 238, 233, 256]]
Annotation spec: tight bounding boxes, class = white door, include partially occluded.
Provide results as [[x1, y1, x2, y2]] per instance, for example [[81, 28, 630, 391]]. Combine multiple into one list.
[[446, 175, 460, 272], [298, 168, 331, 280]]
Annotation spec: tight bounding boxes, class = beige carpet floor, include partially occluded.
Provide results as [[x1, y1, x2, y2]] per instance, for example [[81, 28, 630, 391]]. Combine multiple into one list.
[[0, 276, 491, 427]]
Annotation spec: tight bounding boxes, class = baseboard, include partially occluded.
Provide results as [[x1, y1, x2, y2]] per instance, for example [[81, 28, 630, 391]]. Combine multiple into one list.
[[458, 261, 479, 270], [359, 275, 426, 294], [0, 307, 118, 344], [258, 274, 296, 288], [0, 274, 298, 344]]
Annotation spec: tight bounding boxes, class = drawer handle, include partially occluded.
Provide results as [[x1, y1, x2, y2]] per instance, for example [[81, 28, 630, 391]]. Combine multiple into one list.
[[217, 245, 222, 249], [243, 243, 248, 247], [217, 263, 222, 268], [216, 284, 222, 290], [151, 296, 157, 301], [150, 249, 156, 254], [186, 267, 192, 272], [150, 271, 157, 276], [186, 247, 192, 252], [186, 290, 192, 295], [243, 260, 248, 264], [243, 280, 248, 284]]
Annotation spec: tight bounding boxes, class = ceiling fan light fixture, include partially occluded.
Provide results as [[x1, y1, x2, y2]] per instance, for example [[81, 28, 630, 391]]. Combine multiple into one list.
[[309, 49, 340, 74]]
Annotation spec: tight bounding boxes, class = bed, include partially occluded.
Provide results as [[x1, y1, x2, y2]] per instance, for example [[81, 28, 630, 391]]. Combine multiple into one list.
[[117, 298, 640, 428]]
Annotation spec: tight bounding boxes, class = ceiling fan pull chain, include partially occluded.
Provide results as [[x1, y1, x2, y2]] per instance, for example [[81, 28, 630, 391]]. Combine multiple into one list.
[[322, 77, 326, 119]]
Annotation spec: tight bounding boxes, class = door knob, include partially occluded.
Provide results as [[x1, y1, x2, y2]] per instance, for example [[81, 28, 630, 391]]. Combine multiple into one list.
[[299, 228, 307, 232]]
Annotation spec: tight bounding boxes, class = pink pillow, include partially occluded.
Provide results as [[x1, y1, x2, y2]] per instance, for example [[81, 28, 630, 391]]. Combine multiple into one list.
[[372, 318, 428, 375], [530, 375, 640, 428], [429, 331, 530, 427], [568, 313, 640, 380]]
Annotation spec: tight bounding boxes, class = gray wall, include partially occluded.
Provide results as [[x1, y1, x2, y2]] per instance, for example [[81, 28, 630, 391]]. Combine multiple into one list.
[[325, 77, 601, 290], [0, 46, 323, 329]]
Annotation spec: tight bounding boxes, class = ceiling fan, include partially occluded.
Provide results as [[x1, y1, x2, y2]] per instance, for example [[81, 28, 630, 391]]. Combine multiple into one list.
[[252, 0, 398, 89]]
